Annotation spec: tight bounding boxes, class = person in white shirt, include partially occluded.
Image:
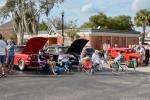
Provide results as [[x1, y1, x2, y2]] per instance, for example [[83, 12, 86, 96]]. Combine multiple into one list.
[[92, 50, 103, 71], [140, 46, 145, 66], [58, 50, 72, 71], [0, 34, 7, 77]]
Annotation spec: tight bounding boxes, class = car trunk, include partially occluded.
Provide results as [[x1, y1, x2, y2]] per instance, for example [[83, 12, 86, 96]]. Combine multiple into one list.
[[66, 39, 89, 54]]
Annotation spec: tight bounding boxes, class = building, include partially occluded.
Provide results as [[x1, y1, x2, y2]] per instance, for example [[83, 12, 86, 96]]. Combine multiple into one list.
[[78, 29, 140, 50], [0, 20, 73, 45], [24, 31, 64, 45], [144, 31, 150, 44]]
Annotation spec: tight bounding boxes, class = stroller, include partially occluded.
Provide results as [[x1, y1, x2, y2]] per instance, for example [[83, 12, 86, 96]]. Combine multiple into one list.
[[82, 57, 93, 75]]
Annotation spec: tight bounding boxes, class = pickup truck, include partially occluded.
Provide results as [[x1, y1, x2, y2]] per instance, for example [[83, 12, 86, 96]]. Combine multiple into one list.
[[108, 48, 142, 67]]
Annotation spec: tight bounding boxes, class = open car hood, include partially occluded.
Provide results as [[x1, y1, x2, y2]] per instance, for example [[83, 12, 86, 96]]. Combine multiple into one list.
[[66, 39, 89, 54], [22, 37, 48, 53]]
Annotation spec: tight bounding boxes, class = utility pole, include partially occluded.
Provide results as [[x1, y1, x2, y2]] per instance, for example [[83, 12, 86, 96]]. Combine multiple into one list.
[[61, 11, 64, 45]]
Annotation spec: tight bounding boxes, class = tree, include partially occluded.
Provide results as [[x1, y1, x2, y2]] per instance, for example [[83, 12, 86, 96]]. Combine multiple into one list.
[[134, 9, 150, 44], [65, 20, 80, 41], [80, 12, 133, 31], [80, 22, 94, 28], [106, 16, 133, 30], [0, 0, 64, 44], [89, 12, 107, 29], [65, 29, 80, 41], [39, 21, 48, 31], [50, 17, 70, 29]]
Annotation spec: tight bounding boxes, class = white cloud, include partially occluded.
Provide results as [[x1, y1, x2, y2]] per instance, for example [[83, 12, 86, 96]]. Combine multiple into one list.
[[81, 3, 100, 14], [132, 0, 150, 12]]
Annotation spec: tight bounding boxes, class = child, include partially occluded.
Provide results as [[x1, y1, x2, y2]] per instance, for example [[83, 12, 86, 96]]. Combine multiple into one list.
[[47, 56, 56, 75]]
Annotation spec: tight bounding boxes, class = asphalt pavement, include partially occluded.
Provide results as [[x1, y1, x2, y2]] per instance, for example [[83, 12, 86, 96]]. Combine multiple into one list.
[[1, 65, 150, 100]]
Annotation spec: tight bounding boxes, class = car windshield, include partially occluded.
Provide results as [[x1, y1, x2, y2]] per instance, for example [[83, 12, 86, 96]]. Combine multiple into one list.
[[46, 46, 69, 54], [126, 49, 134, 53], [56, 47, 69, 54], [86, 48, 95, 53]]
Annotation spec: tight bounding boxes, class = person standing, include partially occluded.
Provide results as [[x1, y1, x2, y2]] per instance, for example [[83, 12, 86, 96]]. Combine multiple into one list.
[[0, 34, 7, 77], [145, 49, 150, 66], [58, 51, 72, 72], [140, 45, 145, 66], [7, 40, 15, 72]]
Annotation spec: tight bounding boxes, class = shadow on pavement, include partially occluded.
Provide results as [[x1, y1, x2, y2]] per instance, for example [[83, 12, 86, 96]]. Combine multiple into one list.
[[4, 66, 150, 78]]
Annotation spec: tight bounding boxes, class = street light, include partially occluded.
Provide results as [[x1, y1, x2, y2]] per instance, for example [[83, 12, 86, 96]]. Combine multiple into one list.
[[61, 11, 64, 45]]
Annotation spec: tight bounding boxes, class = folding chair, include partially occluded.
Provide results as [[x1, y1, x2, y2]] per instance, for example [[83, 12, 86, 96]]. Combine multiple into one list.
[[127, 60, 136, 72], [112, 57, 128, 73]]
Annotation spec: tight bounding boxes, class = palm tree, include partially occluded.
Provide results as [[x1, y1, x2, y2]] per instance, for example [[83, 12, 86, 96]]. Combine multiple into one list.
[[134, 9, 150, 44], [0, 0, 64, 44]]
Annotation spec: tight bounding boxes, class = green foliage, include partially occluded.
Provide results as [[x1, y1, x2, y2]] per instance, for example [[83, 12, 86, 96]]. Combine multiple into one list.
[[89, 12, 107, 29], [0, 0, 15, 14], [80, 12, 133, 30], [40, 0, 64, 16], [80, 22, 94, 28], [39, 21, 48, 31], [65, 29, 80, 41], [107, 16, 132, 30], [0, 0, 64, 44], [134, 9, 150, 44], [134, 9, 150, 27]]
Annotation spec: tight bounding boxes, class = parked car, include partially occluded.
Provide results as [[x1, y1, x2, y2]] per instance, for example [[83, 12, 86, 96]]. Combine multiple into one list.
[[14, 37, 48, 70], [44, 39, 89, 65], [83, 47, 95, 57], [108, 48, 142, 67]]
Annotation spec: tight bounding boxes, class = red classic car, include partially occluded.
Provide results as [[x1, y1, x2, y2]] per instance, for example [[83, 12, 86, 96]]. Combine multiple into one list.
[[14, 37, 48, 70], [108, 48, 142, 67]]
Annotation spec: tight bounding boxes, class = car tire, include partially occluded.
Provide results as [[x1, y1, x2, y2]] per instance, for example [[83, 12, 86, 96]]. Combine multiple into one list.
[[132, 58, 138, 67], [18, 59, 25, 71]]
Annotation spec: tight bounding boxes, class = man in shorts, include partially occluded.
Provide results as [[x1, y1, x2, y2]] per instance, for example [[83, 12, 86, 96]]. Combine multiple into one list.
[[0, 34, 7, 77]]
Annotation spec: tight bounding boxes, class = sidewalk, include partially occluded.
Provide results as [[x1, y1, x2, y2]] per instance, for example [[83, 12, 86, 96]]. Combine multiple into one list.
[[104, 62, 150, 73], [135, 66, 150, 73]]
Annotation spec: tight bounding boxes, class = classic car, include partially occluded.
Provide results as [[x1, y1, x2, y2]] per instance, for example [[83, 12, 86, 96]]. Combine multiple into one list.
[[108, 48, 142, 67], [14, 37, 48, 70], [44, 39, 89, 65], [83, 47, 95, 57]]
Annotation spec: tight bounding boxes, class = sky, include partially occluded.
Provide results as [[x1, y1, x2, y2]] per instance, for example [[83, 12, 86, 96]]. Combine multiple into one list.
[[0, 0, 150, 32], [50, 0, 150, 32]]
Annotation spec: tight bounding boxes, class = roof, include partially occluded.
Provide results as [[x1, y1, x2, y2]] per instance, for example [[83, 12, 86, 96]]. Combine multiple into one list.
[[38, 31, 49, 34], [0, 20, 14, 30], [80, 28, 140, 34]]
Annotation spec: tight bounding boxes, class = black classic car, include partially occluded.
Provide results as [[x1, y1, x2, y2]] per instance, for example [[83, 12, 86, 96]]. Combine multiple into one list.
[[44, 39, 89, 65]]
